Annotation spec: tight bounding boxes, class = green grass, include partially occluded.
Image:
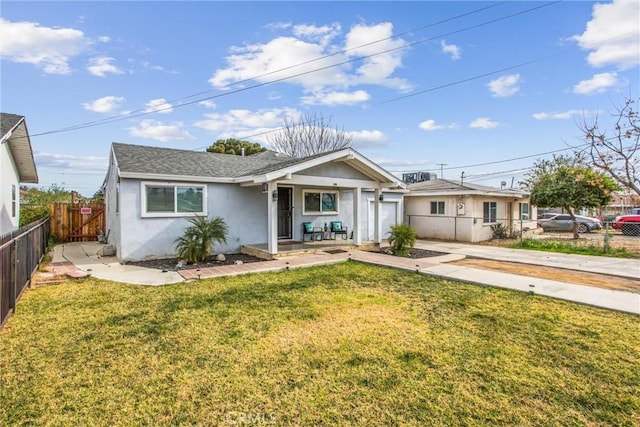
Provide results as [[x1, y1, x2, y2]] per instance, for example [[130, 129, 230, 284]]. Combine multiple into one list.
[[2, 262, 639, 425], [511, 237, 640, 258]]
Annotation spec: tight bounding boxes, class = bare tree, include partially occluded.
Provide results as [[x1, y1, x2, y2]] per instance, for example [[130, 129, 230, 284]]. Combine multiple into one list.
[[267, 112, 352, 158], [577, 97, 640, 196]]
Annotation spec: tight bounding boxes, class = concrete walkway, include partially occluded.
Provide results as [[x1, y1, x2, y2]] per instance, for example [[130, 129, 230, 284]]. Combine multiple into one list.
[[45, 241, 640, 315]]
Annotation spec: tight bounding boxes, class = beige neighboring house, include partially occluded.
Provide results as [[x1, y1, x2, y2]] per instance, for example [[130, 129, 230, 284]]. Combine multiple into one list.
[[404, 179, 537, 242], [0, 113, 38, 235]]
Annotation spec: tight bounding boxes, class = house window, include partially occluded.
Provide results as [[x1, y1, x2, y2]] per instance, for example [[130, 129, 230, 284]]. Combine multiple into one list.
[[142, 182, 206, 217], [303, 190, 338, 215], [11, 185, 16, 217], [483, 201, 497, 223], [520, 202, 530, 220], [430, 201, 445, 215]]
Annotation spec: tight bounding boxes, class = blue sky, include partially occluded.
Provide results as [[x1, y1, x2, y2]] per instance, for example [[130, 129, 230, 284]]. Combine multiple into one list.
[[2, 0, 639, 196]]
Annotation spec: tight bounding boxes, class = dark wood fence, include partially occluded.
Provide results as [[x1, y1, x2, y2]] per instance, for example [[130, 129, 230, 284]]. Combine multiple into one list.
[[0, 217, 50, 329], [50, 203, 105, 242]]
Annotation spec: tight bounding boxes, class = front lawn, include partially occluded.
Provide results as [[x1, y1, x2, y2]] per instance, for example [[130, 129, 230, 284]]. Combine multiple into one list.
[[1, 262, 638, 425]]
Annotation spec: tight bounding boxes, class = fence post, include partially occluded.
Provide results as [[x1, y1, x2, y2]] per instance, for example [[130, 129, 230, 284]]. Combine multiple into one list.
[[604, 222, 610, 253]]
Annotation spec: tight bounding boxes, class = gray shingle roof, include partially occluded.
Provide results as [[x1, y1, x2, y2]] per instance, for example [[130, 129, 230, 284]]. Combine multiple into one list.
[[408, 178, 528, 196], [1, 113, 24, 138], [112, 142, 300, 178]]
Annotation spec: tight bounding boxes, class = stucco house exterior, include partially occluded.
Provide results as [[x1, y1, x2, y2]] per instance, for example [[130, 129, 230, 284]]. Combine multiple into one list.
[[104, 143, 406, 262], [0, 113, 38, 235], [404, 179, 537, 242]]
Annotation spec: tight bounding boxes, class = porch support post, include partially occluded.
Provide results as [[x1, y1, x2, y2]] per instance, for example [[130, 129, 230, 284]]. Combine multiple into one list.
[[353, 187, 361, 245], [267, 181, 278, 255], [374, 187, 382, 244]]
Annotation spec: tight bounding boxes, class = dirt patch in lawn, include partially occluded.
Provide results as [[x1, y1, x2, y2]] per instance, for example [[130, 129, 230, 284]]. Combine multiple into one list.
[[450, 257, 640, 293]]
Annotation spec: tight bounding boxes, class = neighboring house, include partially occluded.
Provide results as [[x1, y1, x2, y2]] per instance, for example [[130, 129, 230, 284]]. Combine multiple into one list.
[[104, 143, 406, 261], [404, 179, 537, 242], [0, 113, 38, 235]]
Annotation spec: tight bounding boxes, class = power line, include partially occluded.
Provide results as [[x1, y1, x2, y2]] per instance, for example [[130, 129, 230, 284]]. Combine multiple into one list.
[[28, 1, 562, 138]]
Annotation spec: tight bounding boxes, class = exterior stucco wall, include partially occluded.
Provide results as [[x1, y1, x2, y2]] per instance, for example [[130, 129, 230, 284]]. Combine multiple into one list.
[[0, 142, 20, 234], [297, 162, 372, 180], [405, 194, 535, 242], [104, 153, 121, 256], [114, 179, 267, 262]]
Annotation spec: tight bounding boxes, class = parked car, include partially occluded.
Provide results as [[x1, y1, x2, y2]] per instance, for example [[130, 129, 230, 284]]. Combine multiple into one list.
[[537, 214, 602, 233], [612, 214, 640, 236]]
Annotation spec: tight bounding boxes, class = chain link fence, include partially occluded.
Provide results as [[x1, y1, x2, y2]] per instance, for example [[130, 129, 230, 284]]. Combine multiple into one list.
[[405, 214, 640, 256]]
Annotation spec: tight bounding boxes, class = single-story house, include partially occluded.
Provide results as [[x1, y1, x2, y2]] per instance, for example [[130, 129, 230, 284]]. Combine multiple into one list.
[[0, 113, 38, 235], [403, 179, 537, 242], [104, 143, 406, 262]]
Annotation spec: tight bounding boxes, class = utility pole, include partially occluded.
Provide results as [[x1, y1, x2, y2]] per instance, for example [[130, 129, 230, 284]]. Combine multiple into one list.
[[460, 171, 465, 186], [436, 163, 447, 179]]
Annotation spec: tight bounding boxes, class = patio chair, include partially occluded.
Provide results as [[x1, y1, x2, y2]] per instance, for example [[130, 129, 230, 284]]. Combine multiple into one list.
[[302, 222, 323, 241], [330, 221, 348, 240]]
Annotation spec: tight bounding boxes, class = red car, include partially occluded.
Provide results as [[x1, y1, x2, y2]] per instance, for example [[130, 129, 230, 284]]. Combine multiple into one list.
[[612, 215, 640, 236]]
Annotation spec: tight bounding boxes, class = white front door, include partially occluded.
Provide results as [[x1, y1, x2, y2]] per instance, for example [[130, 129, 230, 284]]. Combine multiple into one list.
[[368, 201, 399, 240]]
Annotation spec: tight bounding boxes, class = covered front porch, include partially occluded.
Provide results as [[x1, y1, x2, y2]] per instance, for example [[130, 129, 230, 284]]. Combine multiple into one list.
[[237, 148, 406, 257]]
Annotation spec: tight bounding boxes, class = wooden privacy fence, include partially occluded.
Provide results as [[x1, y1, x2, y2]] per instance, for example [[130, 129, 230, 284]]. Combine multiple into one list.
[[50, 203, 105, 242], [0, 217, 50, 329]]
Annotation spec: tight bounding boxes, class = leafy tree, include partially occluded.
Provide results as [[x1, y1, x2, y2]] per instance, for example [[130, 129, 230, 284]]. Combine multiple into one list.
[[577, 97, 640, 196], [175, 216, 228, 263], [519, 154, 582, 191], [19, 183, 72, 226], [530, 164, 619, 238], [266, 112, 352, 158], [388, 224, 417, 257], [206, 138, 266, 156]]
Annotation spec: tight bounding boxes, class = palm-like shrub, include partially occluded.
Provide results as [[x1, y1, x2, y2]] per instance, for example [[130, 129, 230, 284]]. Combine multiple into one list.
[[388, 224, 417, 257], [175, 216, 228, 263]]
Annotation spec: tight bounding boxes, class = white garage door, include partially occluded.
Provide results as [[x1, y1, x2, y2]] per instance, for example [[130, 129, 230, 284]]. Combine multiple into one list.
[[368, 201, 399, 240]]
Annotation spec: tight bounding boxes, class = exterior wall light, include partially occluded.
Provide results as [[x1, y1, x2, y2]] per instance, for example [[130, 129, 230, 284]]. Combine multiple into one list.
[[261, 183, 268, 193], [379, 193, 384, 202], [272, 190, 278, 201]]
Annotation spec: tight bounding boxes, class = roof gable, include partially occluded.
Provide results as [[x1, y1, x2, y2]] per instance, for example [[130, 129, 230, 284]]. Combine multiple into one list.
[[1, 113, 38, 183]]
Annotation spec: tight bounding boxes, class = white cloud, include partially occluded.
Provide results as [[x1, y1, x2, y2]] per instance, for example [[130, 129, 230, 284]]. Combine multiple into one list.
[[301, 90, 370, 106], [82, 96, 125, 113], [344, 22, 411, 91], [194, 107, 299, 133], [34, 152, 108, 171], [440, 40, 461, 60], [573, 72, 618, 95], [209, 21, 411, 100], [144, 98, 173, 114], [128, 119, 194, 142], [0, 18, 89, 74], [87, 56, 123, 77], [349, 130, 388, 148], [572, 0, 640, 70], [487, 74, 521, 98], [97, 36, 111, 43], [199, 100, 217, 109], [292, 23, 341, 46], [532, 110, 584, 120], [470, 117, 499, 129]]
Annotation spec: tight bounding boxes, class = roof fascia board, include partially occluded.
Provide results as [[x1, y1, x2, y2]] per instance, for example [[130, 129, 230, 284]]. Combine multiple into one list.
[[119, 171, 235, 183], [406, 190, 527, 198]]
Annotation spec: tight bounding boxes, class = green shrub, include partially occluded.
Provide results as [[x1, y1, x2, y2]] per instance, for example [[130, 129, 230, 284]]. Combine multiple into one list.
[[175, 216, 228, 263], [388, 224, 417, 257]]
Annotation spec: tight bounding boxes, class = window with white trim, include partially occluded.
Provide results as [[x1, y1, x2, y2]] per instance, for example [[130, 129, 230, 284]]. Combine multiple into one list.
[[430, 201, 445, 215], [519, 202, 530, 220], [303, 190, 338, 215], [483, 201, 497, 223], [141, 182, 206, 217]]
